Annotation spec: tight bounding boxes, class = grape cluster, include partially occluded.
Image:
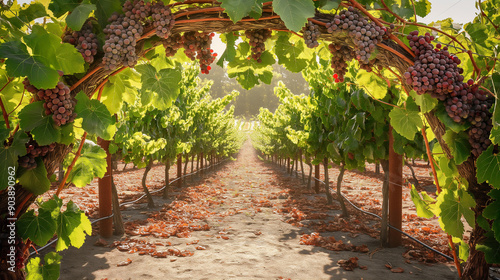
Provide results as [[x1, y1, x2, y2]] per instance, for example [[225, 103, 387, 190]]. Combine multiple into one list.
[[23, 79, 76, 126], [325, 6, 385, 75], [152, 1, 174, 38], [17, 136, 56, 170], [403, 31, 494, 156], [163, 33, 183, 57], [62, 20, 98, 64], [244, 29, 272, 63], [303, 21, 320, 48], [102, 0, 152, 70], [182, 31, 217, 74], [328, 43, 355, 82]]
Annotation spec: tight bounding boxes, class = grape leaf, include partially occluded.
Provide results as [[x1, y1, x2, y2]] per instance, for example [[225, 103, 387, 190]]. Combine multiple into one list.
[[483, 189, 500, 243], [410, 90, 437, 113], [228, 68, 260, 90], [275, 34, 308, 72], [55, 201, 92, 251], [389, 107, 423, 140], [492, 126, 500, 145], [220, 0, 256, 23], [25, 252, 61, 280], [91, 0, 122, 29], [0, 131, 29, 191], [67, 143, 107, 187], [65, 2, 96, 31], [0, 41, 59, 89], [18, 2, 48, 23], [75, 91, 116, 140], [101, 68, 139, 114], [410, 185, 435, 218], [136, 64, 182, 110], [0, 122, 9, 143], [434, 104, 469, 133], [273, 0, 315, 32], [435, 188, 476, 238], [414, 0, 431, 17], [476, 145, 500, 188], [443, 130, 471, 165], [355, 70, 388, 99], [320, 0, 342, 10], [18, 158, 51, 195], [217, 32, 237, 67], [49, 0, 81, 18], [476, 231, 500, 264], [17, 208, 56, 246], [18, 101, 61, 145], [23, 25, 85, 76]]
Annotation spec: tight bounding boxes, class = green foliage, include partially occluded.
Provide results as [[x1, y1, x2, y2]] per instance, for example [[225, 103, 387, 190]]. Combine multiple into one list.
[[273, 0, 316, 32], [65, 2, 96, 31], [483, 189, 500, 243], [435, 188, 476, 238], [476, 145, 500, 189], [443, 130, 471, 165], [410, 185, 435, 218], [389, 106, 423, 140], [67, 142, 107, 187], [25, 252, 62, 280], [0, 131, 29, 191], [136, 64, 182, 109], [220, 0, 259, 23], [18, 158, 51, 195], [18, 102, 61, 146], [75, 91, 116, 140]]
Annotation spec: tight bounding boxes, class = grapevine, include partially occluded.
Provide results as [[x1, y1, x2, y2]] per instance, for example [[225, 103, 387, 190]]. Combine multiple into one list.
[[62, 20, 98, 64], [403, 31, 494, 156], [244, 29, 272, 63]]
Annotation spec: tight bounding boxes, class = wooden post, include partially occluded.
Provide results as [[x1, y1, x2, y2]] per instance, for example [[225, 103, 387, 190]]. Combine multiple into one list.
[[97, 138, 113, 238], [388, 126, 403, 247], [200, 152, 204, 174], [177, 154, 182, 187], [314, 164, 320, 194]]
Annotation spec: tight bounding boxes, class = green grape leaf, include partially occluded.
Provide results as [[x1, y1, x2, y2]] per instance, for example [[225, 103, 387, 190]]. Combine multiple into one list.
[[217, 32, 237, 67], [492, 126, 500, 145], [25, 252, 62, 280], [0, 41, 59, 89], [465, 22, 490, 49], [55, 201, 92, 251], [59, 124, 76, 145], [49, 0, 81, 17], [275, 34, 308, 72], [355, 70, 388, 99], [476, 145, 500, 188], [91, 0, 123, 29], [23, 25, 85, 76], [258, 70, 273, 84], [101, 68, 139, 114], [18, 158, 51, 195], [18, 101, 61, 145], [65, 2, 96, 31], [320, 0, 342, 10], [476, 231, 500, 264], [136, 64, 182, 110], [458, 239, 469, 262], [273, 0, 315, 32], [0, 122, 9, 144], [75, 91, 116, 140], [67, 143, 107, 187], [228, 68, 260, 90], [414, 0, 431, 17], [0, 132, 29, 191], [17, 208, 56, 246], [410, 185, 435, 218], [410, 90, 437, 113], [389, 106, 423, 140], [18, 2, 48, 23], [483, 189, 500, 243], [220, 0, 256, 23], [435, 188, 476, 238], [443, 130, 471, 165]]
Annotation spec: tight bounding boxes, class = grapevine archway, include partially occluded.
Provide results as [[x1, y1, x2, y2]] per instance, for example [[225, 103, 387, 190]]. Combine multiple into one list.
[[1, 1, 498, 279]]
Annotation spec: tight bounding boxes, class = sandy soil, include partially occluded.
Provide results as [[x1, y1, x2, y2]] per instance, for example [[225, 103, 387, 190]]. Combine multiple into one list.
[[53, 140, 458, 280]]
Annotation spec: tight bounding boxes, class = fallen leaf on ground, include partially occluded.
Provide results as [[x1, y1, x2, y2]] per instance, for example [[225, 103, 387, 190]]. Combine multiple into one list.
[[117, 258, 132, 267], [391, 267, 405, 273]]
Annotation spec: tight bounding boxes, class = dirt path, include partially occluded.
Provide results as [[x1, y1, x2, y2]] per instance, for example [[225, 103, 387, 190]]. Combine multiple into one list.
[[58, 140, 457, 280]]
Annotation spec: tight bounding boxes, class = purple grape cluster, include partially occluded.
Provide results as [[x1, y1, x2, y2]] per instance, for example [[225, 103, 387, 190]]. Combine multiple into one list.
[[18, 136, 56, 170], [244, 29, 272, 63], [163, 33, 183, 57], [152, 1, 175, 38], [62, 20, 98, 64], [182, 31, 216, 74], [102, 0, 152, 70], [303, 21, 320, 48], [403, 31, 494, 156], [328, 43, 355, 82], [325, 6, 386, 73], [23, 79, 76, 126]]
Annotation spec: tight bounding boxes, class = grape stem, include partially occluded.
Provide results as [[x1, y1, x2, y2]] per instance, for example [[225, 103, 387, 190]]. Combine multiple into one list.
[[174, 15, 281, 26], [409, 0, 417, 22], [70, 66, 103, 91], [55, 132, 88, 197], [14, 193, 33, 218], [92, 66, 128, 99], [421, 126, 462, 278], [377, 43, 414, 65], [174, 7, 225, 19], [7, 88, 25, 116], [0, 77, 13, 129]]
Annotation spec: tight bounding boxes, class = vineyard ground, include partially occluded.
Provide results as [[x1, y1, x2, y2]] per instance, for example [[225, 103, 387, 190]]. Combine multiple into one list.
[[40, 140, 458, 279]]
